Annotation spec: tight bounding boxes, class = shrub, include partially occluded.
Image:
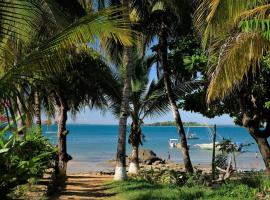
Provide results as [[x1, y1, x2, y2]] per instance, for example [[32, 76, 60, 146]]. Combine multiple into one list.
[[0, 129, 57, 198]]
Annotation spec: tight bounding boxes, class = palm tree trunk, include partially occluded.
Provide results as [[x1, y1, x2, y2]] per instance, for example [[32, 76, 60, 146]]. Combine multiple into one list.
[[250, 132, 270, 174], [158, 23, 193, 174], [128, 144, 139, 174], [257, 137, 270, 174], [56, 100, 69, 177], [34, 91, 42, 133], [16, 96, 25, 134], [114, 47, 133, 180], [128, 122, 140, 174]]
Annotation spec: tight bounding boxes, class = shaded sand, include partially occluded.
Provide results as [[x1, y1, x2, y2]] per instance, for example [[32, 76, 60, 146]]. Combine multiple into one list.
[[50, 173, 115, 200]]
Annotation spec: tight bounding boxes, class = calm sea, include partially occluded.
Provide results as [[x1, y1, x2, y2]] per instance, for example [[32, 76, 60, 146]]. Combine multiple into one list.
[[43, 125, 267, 173]]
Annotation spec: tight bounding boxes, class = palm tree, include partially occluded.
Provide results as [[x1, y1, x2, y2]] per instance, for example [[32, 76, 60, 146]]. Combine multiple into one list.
[[40, 52, 121, 176], [0, 0, 134, 176], [141, 0, 194, 173], [195, 0, 270, 173], [110, 55, 170, 174], [104, 0, 136, 181], [109, 0, 161, 181], [194, 0, 270, 102]]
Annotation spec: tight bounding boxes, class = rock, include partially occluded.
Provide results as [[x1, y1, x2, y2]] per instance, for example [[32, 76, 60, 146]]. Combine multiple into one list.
[[138, 149, 164, 165]]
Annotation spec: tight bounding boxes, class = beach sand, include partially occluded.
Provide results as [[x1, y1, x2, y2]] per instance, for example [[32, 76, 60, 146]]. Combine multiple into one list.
[[50, 173, 114, 200]]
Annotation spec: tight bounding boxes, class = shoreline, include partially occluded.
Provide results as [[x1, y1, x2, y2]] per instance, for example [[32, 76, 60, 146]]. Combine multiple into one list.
[[67, 158, 265, 174]]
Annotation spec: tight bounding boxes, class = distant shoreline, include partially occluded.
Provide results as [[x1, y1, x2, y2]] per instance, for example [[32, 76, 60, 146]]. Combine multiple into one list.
[[45, 123, 236, 127]]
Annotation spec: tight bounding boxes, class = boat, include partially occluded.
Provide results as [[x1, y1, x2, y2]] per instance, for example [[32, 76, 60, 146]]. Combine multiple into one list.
[[186, 127, 199, 140], [194, 142, 220, 150], [194, 142, 245, 152], [169, 139, 179, 148], [168, 139, 190, 149], [187, 133, 199, 140]]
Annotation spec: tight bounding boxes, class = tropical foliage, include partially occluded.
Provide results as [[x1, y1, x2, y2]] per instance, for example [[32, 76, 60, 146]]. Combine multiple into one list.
[[195, 0, 270, 102], [0, 125, 56, 198]]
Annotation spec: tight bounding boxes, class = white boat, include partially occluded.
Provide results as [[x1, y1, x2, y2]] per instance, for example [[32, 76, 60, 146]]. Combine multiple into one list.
[[186, 127, 199, 140], [187, 133, 199, 140], [169, 139, 179, 148], [169, 139, 190, 149], [194, 142, 220, 150]]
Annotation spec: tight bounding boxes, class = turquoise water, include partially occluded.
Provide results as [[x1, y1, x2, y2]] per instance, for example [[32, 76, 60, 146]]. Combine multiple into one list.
[[43, 125, 266, 172]]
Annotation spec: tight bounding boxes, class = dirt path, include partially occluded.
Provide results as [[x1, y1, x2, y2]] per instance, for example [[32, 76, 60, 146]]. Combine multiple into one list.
[[50, 173, 115, 200]]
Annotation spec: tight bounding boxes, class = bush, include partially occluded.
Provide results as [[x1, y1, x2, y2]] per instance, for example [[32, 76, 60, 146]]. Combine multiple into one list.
[[0, 129, 57, 198]]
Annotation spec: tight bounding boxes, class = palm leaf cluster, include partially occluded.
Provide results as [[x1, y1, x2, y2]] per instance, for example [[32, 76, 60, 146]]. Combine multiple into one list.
[[195, 0, 270, 102], [0, 0, 134, 124]]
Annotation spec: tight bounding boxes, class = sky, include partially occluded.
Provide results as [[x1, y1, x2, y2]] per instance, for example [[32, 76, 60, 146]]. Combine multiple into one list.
[[65, 38, 235, 125], [66, 65, 235, 125], [67, 108, 234, 125]]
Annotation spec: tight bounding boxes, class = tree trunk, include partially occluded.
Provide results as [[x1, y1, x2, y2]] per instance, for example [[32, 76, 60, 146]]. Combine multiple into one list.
[[114, 47, 133, 180], [128, 121, 140, 174], [158, 23, 193, 174], [56, 101, 69, 177], [34, 91, 42, 133], [16, 96, 25, 136], [252, 135, 270, 174], [128, 145, 139, 174]]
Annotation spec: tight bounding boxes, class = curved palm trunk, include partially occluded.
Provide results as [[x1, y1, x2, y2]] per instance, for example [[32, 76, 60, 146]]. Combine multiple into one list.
[[114, 47, 132, 180], [56, 100, 70, 177], [34, 91, 42, 133], [257, 137, 270, 174], [158, 24, 193, 173], [250, 131, 270, 174]]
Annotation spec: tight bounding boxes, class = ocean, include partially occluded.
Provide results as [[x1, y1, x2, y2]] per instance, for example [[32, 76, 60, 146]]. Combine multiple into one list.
[[43, 124, 266, 173]]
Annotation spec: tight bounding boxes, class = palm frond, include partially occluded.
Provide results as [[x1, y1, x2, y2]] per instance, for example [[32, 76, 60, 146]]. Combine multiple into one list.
[[207, 32, 270, 102]]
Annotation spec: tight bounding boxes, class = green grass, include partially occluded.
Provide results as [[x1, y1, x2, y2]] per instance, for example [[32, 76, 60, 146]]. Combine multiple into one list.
[[106, 175, 270, 200]]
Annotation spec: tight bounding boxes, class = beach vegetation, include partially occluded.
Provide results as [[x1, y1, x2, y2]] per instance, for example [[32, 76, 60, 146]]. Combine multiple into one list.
[[0, 125, 56, 198], [106, 173, 270, 200], [0, 0, 134, 179]]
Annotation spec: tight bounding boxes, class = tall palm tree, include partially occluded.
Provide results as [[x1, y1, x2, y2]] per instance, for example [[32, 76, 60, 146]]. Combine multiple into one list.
[[141, 0, 194, 173], [0, 0, 134, 176]]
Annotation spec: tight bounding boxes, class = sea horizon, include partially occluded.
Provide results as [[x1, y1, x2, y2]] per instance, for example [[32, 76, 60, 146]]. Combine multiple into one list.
[[43, 124, 266, 173]]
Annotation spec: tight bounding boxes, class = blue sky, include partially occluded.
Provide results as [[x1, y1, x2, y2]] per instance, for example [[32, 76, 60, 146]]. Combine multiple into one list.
[[67, 66, 234, 125], [66, 38, 235, 125], [67, 108, 234, 125]]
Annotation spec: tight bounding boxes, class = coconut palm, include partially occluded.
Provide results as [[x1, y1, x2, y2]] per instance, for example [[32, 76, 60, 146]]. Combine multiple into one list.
[[36, 52, 121, 176], [0, 1, 134, 176], [0, 1, 134, 106], [195, 0, 270, 174], [140, 0, 194, 173], [104, 0, 138, 181], [109, 55, 170, 174], [194, 0, 270, 102]]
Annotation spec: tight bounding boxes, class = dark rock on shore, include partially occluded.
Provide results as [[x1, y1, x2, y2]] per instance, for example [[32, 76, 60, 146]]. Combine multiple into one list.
[[138, 149, 164, 165]]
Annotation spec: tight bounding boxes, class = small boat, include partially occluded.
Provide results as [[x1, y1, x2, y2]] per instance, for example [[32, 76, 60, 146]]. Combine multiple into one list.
[[194, 142, 220, 150], [195, 142, 245, 152], [169, 139, 190, 149], [169, 139, 179, 148], [186, 127, 199, 140], [187, 133, 199, 140]]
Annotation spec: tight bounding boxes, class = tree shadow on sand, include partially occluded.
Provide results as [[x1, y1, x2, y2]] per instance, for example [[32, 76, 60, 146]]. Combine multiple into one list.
[[48, 174, 116, 200]]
